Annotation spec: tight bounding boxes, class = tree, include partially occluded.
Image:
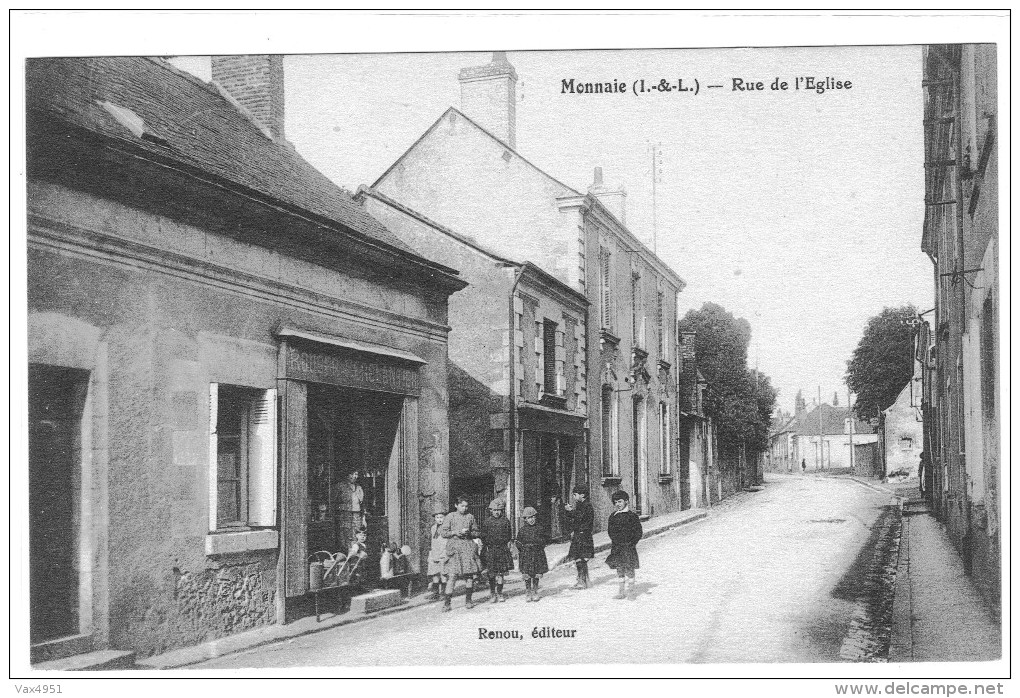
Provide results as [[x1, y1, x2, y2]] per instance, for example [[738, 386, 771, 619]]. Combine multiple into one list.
[[845, 305, 917, 418], [795, 389, 807, 414], [679, 302, 777, 452]]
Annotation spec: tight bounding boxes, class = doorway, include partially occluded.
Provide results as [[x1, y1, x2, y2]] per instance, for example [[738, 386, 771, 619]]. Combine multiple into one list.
[[632, 396, 648, 515], [29, 364, 89, 644], [306, 385, 403, 575], [521, 433, 575, 540]]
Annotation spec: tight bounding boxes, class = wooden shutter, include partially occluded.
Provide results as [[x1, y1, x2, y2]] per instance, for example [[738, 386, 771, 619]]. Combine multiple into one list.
[[208, 383, 218, 532], [600, 247, 611, 329], [248, 388, 278, 526]]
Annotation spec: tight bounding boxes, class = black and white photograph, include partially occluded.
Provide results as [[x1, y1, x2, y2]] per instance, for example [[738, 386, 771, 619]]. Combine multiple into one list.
[[10, 9, 1009, 690]]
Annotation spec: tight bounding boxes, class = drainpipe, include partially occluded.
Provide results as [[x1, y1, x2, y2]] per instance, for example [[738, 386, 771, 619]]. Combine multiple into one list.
[[507, 265, 525, 533]]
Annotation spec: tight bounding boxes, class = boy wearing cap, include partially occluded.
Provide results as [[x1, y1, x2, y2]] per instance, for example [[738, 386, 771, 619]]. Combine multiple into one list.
[[516, 506, 549, 602], [480, 498, 513, 603], [563, 483, 595, 589], [606, 490, 642, 600], [440, 495, 483, 611], [425, 506, 448, 600]]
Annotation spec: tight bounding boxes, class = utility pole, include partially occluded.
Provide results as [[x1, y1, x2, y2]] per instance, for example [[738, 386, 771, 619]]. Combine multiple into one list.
[[818, 385, 824, 470], [650, 142, 662, 254], [847, 388, 854, 474]]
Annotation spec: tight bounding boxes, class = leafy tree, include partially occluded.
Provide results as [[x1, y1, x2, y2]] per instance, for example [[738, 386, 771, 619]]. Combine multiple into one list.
[[845, 305, 917, 418], [678, 302, 777, 453]]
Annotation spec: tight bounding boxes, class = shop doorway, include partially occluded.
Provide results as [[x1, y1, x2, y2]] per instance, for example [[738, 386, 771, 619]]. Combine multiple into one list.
[[521, 433, 576, 541], [29, 364, 89, 644], [306, 386, 403, 578]]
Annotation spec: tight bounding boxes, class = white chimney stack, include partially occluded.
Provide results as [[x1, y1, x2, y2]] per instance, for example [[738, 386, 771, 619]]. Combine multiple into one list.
[[589, 166, 627, 225], [458, 52, 518, 149]]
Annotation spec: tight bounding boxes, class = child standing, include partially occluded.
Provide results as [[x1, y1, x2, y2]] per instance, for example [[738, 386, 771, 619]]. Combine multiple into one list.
[[440, 495, 482, 611], [606, 491, 642, 600], [480, 498, 513, 603], [563, 483, 595, 589], [426, 507, 448, 600], [516, 506, 549, 602]]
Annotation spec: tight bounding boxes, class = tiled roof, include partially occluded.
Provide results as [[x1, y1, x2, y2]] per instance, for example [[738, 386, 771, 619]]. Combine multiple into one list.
[[793, 404, 874, 436], [26, 56, 417, 256]]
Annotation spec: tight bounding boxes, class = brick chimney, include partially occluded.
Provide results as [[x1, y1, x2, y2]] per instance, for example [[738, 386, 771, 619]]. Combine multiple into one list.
[[211, 55, 285, 141], [589, 166, 627, 225], [458, 52, 517, 148]]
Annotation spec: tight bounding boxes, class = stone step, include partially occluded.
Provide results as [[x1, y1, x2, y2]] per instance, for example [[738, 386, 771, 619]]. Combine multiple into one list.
[[349, 589, 404, 614], [34, 650, 136, 671]]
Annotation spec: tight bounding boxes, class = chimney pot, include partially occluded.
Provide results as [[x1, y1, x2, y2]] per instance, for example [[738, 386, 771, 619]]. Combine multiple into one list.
[[593, 166, 604, 186]]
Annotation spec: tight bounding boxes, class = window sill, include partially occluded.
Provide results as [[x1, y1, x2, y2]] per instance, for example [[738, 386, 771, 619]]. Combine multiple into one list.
[[205, 529, 279, 556], [658, 359, 672, 371], [600, 329, 621, 348], [657, 474, 674, 484], [540, 393, 568, 409], [600, 476, 622, 488]]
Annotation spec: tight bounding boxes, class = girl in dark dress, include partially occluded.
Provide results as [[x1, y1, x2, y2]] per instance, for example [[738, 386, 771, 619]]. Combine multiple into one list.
[[515, 506, 549, 602], [563, 483, 595, 589], [480, 498, 513, 603], [440, 495, 483, 611], [606, 490, 643, 600]]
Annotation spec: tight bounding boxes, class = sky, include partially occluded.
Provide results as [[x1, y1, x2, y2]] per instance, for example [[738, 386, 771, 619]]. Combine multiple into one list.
[[170, 45, 932, 416]]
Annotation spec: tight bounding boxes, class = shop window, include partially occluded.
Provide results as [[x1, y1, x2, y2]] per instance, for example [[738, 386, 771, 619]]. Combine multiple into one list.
[[209, 384, 277, 531]]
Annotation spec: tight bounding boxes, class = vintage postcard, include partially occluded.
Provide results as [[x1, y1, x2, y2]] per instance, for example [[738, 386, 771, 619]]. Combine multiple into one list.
[[10, 9, 1009, 689]]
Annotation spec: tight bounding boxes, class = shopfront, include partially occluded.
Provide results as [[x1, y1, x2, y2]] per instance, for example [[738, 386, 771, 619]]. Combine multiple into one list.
[[517, 407, 587, 541], [275, 329, 426, 614]]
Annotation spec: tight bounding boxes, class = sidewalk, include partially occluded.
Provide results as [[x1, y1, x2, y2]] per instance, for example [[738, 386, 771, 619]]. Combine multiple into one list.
[[139, 505, 709, 669], [888, 510, 1001, 662]]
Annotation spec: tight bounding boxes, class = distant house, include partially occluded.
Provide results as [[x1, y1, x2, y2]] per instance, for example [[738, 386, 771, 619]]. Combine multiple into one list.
[[768, 401, 876, 475]]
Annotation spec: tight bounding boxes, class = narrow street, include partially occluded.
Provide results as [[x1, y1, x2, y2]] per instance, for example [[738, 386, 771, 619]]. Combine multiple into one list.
[[193, 474, 898, 668]]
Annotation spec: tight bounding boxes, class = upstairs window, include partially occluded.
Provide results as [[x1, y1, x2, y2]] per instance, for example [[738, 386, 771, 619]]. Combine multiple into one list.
[[599, 246, 612, 330], [543, 319, 559, 395], [209, 384, 278, 531]]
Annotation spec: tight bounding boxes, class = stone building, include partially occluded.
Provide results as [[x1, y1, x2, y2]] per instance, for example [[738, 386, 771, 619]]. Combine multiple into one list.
[[676, 332, 718, 508], [919, 43, 999, 616], [369, 52, 687, 529], [767, 402, 876, 475], [26, 56, 464, 663], [358, 188, 588, 537]]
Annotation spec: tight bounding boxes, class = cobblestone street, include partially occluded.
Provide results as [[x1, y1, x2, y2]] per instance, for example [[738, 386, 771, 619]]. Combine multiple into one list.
[[192, 474, 899, 668]]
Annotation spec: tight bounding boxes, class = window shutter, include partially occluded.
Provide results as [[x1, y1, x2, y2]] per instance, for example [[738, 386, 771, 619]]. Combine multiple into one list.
[[248, 388, 278, 527], [208, 383, 219, 533], [600, 247, 611, 329]]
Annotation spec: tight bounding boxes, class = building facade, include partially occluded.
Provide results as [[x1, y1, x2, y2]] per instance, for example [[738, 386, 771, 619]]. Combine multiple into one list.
[[358, 189, 588, 537], [919, 43, 999, 616], [370, 52, 687, 529], [26, 57, 464, 662], [767, 402, 877, 475]]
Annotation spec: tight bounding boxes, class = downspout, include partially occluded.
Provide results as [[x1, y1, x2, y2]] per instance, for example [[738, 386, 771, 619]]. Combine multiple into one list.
[[507, 264, 525, 533]]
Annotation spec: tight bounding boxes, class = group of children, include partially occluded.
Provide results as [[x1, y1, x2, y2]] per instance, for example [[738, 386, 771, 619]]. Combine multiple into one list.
[[426, 484, 644, 611]]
